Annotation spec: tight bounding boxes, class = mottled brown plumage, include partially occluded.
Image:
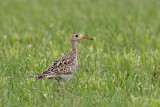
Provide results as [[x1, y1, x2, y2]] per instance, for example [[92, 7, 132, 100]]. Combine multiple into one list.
[[36, 33, 93, 82]]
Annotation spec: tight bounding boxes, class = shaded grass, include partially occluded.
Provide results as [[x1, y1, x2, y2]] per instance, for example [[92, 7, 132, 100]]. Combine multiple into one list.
[[0, 0, 160, 106]]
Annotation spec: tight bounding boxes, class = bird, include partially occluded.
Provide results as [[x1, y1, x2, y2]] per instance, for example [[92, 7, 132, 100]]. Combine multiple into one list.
[[35, 33, 93, 83]]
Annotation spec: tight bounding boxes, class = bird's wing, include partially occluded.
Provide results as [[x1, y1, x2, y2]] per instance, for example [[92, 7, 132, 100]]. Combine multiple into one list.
[[36, 57, 72, 80]]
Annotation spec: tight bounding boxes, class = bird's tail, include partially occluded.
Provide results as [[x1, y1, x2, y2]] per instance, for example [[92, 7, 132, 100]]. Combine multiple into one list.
[[35, 74, 46, 80]]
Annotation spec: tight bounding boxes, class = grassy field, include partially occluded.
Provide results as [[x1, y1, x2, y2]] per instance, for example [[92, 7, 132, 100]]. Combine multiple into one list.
[[0, 0, 160, 106]]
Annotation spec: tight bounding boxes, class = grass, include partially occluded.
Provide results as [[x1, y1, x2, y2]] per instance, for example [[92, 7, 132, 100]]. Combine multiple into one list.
[[0, 0, 160, 106]]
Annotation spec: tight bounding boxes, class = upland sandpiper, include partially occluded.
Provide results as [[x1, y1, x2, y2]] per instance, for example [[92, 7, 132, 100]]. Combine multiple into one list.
[[36, 33, 93, 83]]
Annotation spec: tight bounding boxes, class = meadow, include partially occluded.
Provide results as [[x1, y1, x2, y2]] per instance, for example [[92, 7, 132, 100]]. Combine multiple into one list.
[[0, 0, 160, 106]]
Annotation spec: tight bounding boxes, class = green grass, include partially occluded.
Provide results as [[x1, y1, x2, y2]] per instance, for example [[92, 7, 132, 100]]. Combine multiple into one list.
[[0, 0, 160, 106]]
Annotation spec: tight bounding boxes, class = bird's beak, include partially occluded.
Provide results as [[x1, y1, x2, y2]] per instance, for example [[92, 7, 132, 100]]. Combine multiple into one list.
[[82, 36, 93, 40]]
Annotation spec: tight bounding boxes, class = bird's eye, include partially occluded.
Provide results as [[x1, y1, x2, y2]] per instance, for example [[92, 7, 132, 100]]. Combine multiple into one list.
[[75, 35, 78, 37]]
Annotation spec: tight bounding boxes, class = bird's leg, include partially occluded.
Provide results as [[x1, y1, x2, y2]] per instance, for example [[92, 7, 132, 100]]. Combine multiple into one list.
[[57, 80, 60, 95], [65, 80, 69, 83], [57, 80, 60, 85]]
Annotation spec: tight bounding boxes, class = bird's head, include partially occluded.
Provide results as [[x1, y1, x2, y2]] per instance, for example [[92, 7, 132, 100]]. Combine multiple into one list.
[[71, 33, 93, 41]]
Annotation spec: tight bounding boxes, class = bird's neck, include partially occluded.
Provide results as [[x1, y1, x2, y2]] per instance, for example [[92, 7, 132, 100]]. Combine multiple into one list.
[[71, 40, 77, 55]]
